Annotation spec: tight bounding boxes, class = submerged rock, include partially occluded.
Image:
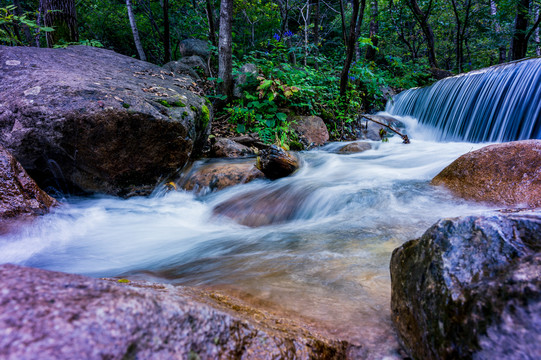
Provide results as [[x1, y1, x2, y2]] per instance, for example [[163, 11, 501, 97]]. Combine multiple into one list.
[[256, 145, 300, 180], [338, 142, 372, 154], [0, 145, 57, 219], [0, 45, 211, 197], [390, 212, 541, 359], [0, 264, 348, 359], [181, 160, 264, 195], [290, 115, 329, 148], [432, 140, 541, 207], [212, 185, 309, 227], [210, 137, 255, 158]]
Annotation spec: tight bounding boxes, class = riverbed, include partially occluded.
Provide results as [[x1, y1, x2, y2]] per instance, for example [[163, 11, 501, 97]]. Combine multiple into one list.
[[0, 115, 499, 358]]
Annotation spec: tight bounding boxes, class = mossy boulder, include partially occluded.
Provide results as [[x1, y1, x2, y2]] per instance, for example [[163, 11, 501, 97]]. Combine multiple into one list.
[[0, 45, 211, 196]]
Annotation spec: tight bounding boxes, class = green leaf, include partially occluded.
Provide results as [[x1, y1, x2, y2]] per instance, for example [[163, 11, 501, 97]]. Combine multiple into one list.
[[236, 123, 246, 133], [276, 112, 287, 121]]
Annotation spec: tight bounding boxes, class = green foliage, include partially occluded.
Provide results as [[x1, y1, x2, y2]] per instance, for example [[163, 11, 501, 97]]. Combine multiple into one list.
[[52, 39, 104, 48], [0, 5, 52, 45]]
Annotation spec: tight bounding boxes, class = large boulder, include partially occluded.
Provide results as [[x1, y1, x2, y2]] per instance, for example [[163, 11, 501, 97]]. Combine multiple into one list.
[[390, 212, 541, 359], [0, 264, 348, 359], [0, 45, 211, 197], [0, 145, 57, 219], [180, 159, 264, 195], [432, 140, 541, 207], [290, 115, 329, 148], [179, 39, 210, 59]]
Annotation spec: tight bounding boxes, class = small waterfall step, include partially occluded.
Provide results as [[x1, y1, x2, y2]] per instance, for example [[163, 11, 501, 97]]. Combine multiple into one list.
[[386, 58, 541, 142]]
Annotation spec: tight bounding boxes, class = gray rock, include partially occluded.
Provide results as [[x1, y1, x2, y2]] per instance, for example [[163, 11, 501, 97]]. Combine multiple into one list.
[[390, 212, 541, 359], [0, 264, 348, 359], [338, 142, 372, 153], [0, 45, 211, 197], [164, 55, 209, 79], [179, 39, 210, 59], [211, 138, 255, 158], [0, 144, 57, 219], [233, 63, 258, 98]]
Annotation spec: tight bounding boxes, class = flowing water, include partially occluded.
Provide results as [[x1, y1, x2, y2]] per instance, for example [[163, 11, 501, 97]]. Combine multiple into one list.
[[387, 58, 541, 142], [0, 115, 500, 358]]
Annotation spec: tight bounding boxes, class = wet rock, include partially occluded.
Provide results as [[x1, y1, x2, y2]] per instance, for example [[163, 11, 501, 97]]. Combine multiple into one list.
[[233, 63, 258, 98], [338, 142, 372, 154], [163, 55, 209, 80], [181, 160, 264, 195], [213, 185, 308, 227], [0, 263, 348, 360], [290, 115, 329, 148], [390, 212, 541, 359], [211, 138, 255, 158], [429, 68, 454, 80], [179, 38, 210, 59], [357, 115, 403, 141], [0, 145, 57, 219], [0, 45, 211, 197], [432, 140, 541, 207], [256, 145, 300, 180]]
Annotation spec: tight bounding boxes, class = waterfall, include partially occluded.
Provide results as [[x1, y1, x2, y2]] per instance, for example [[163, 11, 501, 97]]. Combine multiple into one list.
[[386, 58, 541, 142]]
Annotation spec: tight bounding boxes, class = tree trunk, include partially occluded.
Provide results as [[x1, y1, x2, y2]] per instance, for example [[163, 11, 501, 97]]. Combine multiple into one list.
[[312, 0, 320, 68], [163, 0, 170, 63], [365, 0, 378, 61], [511, 0, 530, 60], [218, 0, 234, 101], [534, 4, 541, 56], [339, 0, 347, 45], [126, 0, 146, 61], [490, 0, 507, 63], [13, 0, 34, 45], [40, 0, 78, 47], [340, 0, 363, 98], [354, 0, 366, 61], [205, 0, 217, 47], [406, 0, 438, 68]]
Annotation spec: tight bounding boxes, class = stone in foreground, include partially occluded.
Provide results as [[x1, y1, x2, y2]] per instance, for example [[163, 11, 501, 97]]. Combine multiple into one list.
[[0, 145, 57, 219], [338, 142, 372, 154], [390, 212, 541, 359], [432, 140, 541, 208], [0, 45, 210, 196], [0, 264, 347, 360]]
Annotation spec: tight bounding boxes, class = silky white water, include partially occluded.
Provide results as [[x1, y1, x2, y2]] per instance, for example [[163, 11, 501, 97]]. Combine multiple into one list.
[[0, 115, 500, 358]]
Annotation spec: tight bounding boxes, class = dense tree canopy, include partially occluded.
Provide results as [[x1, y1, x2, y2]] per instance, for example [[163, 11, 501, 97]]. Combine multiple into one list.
[[1, 0, 540, 143]]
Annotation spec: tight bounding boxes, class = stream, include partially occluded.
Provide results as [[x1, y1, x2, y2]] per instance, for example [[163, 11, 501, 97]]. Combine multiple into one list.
[[0, 114, 500, 358]]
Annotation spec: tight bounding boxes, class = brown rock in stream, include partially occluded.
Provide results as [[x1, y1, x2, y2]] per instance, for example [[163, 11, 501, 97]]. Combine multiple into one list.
[[432, 140, 541, 207], [290, 115, 329, 148], [0, 264, 348, 359], [181, 160, 264, 194], [338, 142, 372, 154], [213, 185, 308, 227], [0, 145, 57, 219], [256, 145, 300, 180]]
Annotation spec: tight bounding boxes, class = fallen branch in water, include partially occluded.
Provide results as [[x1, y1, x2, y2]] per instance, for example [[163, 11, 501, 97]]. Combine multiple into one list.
[[359, 114, 410, 144]]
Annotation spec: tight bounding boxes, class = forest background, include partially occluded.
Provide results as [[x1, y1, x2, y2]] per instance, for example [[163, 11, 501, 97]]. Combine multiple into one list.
[[1, 0, 541, 145]]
